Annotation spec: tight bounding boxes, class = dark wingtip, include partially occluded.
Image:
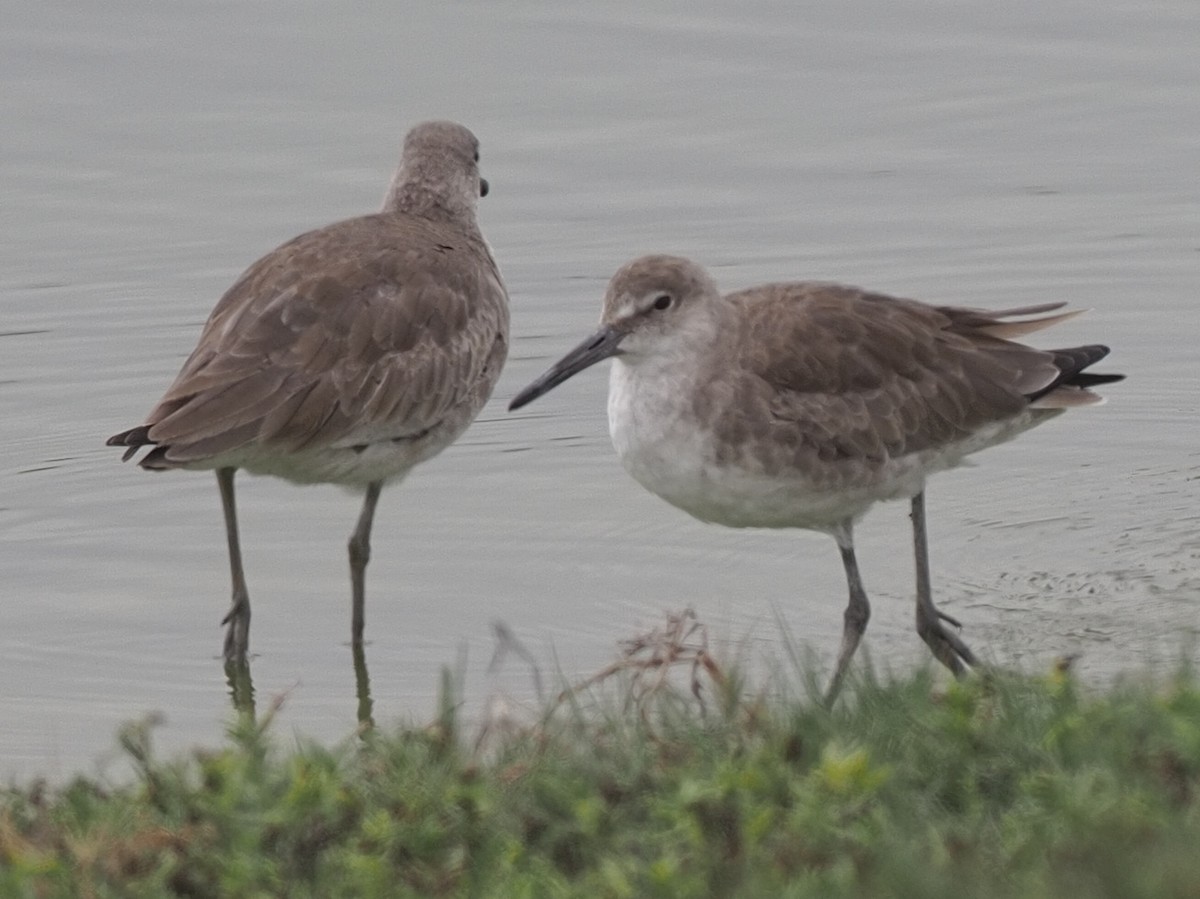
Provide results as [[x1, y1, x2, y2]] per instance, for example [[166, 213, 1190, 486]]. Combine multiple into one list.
[[1072, 372, 1125, 388], [108, 425, 157, 462], [108, 424, 151, 446], [1028, 344, 1125, 401], [137, 445, 174, 470]]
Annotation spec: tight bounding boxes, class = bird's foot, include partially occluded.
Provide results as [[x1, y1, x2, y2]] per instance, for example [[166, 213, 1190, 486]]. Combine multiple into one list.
[[917, 606, 978, 677], [221, 595, 250, 665]]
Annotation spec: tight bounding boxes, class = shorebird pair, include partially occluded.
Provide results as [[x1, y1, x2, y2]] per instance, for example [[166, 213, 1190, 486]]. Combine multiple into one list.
[[109, 120, 1122, 701]]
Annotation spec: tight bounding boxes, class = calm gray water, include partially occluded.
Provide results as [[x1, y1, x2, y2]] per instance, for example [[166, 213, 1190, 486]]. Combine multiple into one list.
[[2, 0, 1197, 779]]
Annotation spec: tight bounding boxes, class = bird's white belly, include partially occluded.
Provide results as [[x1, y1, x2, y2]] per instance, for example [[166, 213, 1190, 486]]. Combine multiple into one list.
[[180, 409, 472, 488], [609, 410, 890, 531], [607, 361, 1040, 531]]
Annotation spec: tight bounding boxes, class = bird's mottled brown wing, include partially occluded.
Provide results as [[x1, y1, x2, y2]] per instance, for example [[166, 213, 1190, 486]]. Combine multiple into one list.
[[134, 213, 508, 462], [702, 284, 1062, 465]]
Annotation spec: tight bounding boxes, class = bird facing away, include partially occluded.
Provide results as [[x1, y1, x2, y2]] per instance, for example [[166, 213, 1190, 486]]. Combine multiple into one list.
[[109, 121, 509, 666], [509, 254, 1122, 703]]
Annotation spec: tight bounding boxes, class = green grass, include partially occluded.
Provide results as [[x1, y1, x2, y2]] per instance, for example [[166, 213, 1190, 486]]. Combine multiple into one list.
[[3, 632, 1199, 898]]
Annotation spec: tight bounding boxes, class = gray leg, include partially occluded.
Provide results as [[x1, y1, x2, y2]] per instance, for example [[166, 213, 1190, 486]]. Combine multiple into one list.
[[217, 467, 251, 664], [348, 481, 383, 645], [352, 641, 375, 732], [911, 491, 977, 674], [824, 522, 871, 706], [225, 654, 255, 719]]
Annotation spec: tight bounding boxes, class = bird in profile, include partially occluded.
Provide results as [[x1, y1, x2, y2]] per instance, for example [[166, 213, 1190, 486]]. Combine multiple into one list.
[[109, 121, 509, 667], [509, 254, 1121, 702]]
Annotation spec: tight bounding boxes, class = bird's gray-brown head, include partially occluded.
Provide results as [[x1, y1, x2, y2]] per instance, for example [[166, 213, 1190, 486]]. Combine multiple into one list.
[[509, 254, 721, 410], [383, 120, 489, 223]]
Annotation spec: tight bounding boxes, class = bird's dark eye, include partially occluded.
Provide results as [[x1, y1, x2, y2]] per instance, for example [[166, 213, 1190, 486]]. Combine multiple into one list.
[[653, 294, 672, 311], [473, 149, 480, 163]]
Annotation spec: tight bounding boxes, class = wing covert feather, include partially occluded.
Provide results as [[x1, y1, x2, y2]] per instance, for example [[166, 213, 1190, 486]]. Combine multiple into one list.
[[710, 284, 1050, 462], [141, 213, 508, 459]]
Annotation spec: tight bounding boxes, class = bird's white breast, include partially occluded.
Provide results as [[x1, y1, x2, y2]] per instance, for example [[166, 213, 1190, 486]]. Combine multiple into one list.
[[607, 356, 855, 530]]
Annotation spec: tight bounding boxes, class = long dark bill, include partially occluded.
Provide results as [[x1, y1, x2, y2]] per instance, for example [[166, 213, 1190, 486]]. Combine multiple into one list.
[[508, 324, 625, 411]]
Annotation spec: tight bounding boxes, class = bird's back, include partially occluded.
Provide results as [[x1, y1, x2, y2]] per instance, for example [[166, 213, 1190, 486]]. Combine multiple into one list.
[[113, 211, 509, 484]]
